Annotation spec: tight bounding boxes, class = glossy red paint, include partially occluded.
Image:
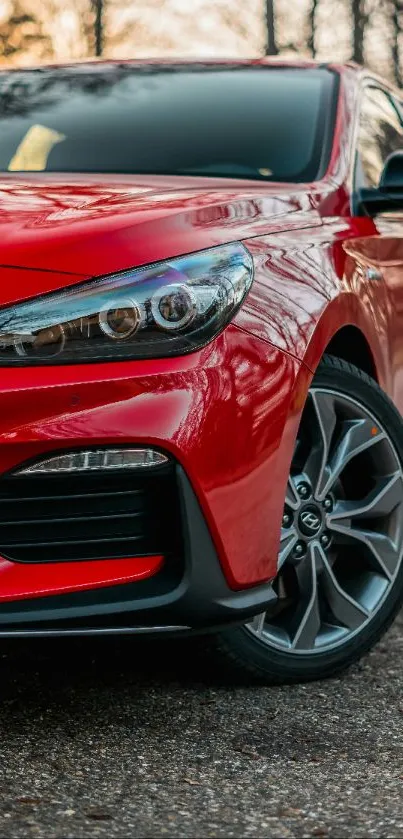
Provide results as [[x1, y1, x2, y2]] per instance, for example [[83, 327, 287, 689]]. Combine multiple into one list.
[[0, 175, 320, 302], [0, 58, 402, 610], [0, 555, 163, 601], [0, 325, 301, 589]]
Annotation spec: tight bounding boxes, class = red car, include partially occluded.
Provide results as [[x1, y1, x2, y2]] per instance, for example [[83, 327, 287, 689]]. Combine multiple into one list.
[[0, 58, 403, 684]]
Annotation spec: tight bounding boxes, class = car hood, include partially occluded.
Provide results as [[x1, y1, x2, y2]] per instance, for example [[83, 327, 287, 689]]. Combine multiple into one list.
[[0, 173, 321, 306]]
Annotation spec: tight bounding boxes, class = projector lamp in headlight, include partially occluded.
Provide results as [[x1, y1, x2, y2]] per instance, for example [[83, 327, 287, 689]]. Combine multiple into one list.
[[99, 298, 141, 340], [151, 284, 197, 331], [15, 324, 66, 358]]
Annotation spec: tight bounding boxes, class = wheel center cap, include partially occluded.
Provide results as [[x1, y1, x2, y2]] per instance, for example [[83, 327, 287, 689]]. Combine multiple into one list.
[[298, 505, 322, 537]]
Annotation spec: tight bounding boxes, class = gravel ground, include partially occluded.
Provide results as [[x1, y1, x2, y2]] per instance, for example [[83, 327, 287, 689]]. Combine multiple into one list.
[[0, 615, 403, 839]]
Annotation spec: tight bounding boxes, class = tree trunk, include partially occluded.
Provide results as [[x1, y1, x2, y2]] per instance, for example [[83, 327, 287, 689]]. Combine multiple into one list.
[[264, 0, 278, 55], [93, 0, 103, 57], [352, 0, 366, 64], [391, 1, 403, 87], [307, 0, 319, 57]]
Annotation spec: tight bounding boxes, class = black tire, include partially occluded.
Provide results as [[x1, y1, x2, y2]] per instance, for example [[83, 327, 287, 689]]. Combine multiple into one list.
[[209, 355, 403, 684]]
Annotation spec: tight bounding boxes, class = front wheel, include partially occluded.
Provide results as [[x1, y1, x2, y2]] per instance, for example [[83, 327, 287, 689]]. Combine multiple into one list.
[[212, 356, 403, 683]]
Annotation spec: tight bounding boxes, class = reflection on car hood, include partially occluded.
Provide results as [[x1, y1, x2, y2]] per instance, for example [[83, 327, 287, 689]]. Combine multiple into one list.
[[0, 173, 321, 305]]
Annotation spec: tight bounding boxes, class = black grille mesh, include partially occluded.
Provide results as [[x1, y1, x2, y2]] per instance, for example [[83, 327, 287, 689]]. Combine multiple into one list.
[[0, 464, 181, 563]]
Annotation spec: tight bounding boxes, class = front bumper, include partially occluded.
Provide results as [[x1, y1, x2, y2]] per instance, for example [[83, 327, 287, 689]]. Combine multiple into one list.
[[0, 466, 277, 635], [0, 323, 305, 634]]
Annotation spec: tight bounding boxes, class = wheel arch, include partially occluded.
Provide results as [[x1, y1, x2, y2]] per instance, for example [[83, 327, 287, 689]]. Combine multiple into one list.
[[302, 294, 389, 393], [324, 325, 377, 381]]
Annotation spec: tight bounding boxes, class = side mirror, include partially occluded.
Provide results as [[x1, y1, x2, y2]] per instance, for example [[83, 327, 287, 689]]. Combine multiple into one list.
[[379, 150, 403, 191], [356, 150, 403, 216]]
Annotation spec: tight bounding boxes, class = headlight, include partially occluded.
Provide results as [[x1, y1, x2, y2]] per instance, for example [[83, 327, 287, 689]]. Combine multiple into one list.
[[0, 243, 253, 365]]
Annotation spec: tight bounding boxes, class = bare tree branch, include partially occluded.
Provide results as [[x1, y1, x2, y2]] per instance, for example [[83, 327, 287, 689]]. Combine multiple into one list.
[[307, 0, 319, 57]]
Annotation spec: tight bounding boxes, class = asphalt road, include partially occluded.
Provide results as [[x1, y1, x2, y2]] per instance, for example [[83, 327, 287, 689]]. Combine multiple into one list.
[[0, 616, 403, 839]]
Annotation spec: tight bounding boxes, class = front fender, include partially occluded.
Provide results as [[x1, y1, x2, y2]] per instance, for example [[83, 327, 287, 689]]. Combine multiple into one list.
[[301, 292, 388, 389], [235, 230, 390, 393]]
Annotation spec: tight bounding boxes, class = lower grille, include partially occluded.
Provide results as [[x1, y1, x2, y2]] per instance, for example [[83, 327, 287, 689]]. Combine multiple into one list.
[[0, 463, 181, 563]]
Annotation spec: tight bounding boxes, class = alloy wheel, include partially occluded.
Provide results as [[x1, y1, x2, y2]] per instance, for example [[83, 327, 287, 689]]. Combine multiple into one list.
[[246, 388, 403, 653]]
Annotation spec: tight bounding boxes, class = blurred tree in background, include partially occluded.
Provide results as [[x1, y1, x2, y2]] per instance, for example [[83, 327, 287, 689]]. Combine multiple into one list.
[[0, 0, 52, 61], [0, 0, 402, 86]]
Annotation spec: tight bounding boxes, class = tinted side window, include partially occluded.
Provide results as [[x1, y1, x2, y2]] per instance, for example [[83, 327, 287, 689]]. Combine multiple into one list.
[[357, 87, 403, 188]]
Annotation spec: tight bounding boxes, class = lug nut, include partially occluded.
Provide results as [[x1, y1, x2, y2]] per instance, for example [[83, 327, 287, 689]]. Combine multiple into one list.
[[282, 512, 293, 528], [320, 532, 331, 549], [297, 482, 310, 500], [293, 541, 306, 558], [323, 496, 333, 511]]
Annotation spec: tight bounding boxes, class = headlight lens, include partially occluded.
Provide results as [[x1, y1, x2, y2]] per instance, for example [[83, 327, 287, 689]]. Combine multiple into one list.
[[0, 243, 253, 365]]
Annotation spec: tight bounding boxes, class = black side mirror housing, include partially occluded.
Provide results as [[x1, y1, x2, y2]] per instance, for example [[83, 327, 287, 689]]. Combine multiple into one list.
[[356, 150, 403, 216], [379, 150, 403, 191]]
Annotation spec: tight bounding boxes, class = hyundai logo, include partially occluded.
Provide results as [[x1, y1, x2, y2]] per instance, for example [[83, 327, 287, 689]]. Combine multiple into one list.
[[299, 509, 321, 536]]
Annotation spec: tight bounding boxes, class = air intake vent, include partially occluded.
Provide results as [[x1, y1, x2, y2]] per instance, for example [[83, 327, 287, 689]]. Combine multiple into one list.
[[0, 462, 181, 564]]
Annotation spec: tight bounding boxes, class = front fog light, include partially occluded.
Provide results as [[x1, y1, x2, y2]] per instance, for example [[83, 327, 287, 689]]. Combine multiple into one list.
[[17, 448, 168, 474]]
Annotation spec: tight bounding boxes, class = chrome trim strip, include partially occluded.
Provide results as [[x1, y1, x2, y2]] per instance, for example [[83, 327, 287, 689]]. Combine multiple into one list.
[[0, 625, 190, 638]]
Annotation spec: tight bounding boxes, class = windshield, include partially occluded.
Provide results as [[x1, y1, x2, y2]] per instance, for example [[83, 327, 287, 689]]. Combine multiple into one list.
[[0, 64, 336, 182]]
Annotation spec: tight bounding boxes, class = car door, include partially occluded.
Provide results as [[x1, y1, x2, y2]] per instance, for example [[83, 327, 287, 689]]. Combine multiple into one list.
[[354, 84, 403, 408]]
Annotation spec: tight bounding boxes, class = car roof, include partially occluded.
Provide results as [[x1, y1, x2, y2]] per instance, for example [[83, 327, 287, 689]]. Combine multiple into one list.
[[5, 57, 399, 100], [0, 56, 360, 74]]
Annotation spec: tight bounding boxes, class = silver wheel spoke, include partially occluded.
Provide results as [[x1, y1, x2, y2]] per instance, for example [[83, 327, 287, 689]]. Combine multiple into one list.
[[249, 612, 266, 637], [327, 522, 398, 580], [303, 391, 337, 497], [292, 544, 321, 649], [319, 545, 369, 629], [327, 473, 403, 524], [279, 526, 298, 569], [319, 418, 385, 500], [285, 476, 300, 511]]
